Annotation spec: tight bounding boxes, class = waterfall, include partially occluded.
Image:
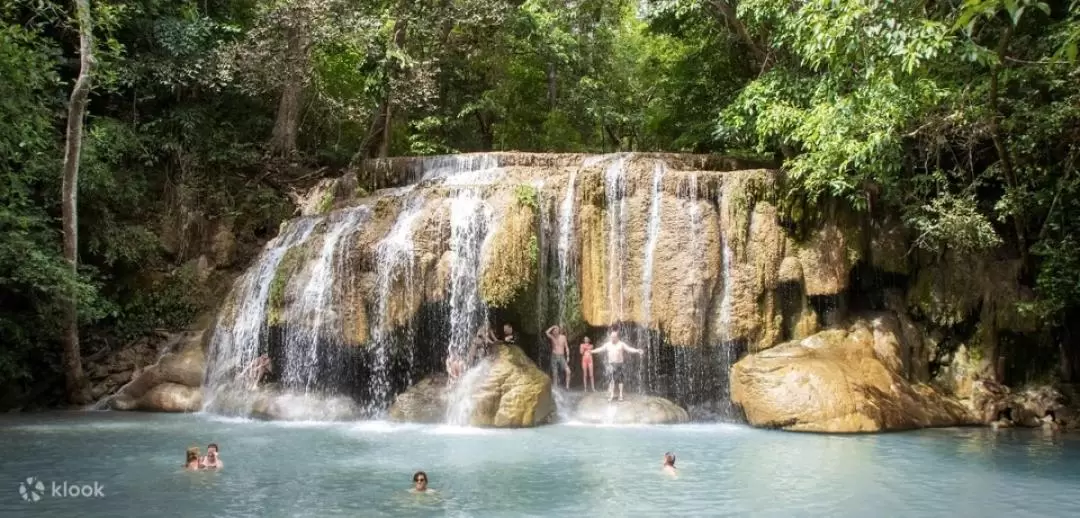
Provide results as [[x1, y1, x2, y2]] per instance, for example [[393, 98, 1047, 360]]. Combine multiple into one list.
[[417, 154, 501, 185], [556, 167, 579, 325], [280, 206, 369, 393], [367, 195, 425, 414], [640, 160, 667, 392], [202, 217, 319, 410], [447, 191, 492, 360], [716, 195, 738, 419], [603, 155, 630, 322], [674, 173, 702, 402], [534, 180, 550, 350]]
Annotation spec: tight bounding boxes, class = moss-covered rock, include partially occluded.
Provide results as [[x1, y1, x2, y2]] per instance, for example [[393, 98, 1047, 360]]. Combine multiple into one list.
[[480, 191, 538, 308], [267, 243, 309, 326]]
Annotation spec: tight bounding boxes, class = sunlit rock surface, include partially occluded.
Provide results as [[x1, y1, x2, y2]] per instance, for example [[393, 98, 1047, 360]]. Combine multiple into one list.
[[731, 313, 978, 432]]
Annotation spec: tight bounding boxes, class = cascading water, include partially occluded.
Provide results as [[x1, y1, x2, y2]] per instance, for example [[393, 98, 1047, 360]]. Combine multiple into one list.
[[673, 173, 702, 402], [367, 195, 425, 414], [639, 160, 667, 391], [556, 167, 579, 325], [715, 193, 739, 419], [202, 217, 319, 411], [280, 206, 370, 393], [603, 155, 630, 323], [443, 190, 494, 425]]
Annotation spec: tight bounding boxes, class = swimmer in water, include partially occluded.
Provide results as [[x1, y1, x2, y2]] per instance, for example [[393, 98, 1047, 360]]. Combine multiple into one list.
[[663, 452, 677, 477], [579, 336, 595, 392], [184, 447, 201, 470], [200, 443, 223, 469], [411, 471, 433, 493]]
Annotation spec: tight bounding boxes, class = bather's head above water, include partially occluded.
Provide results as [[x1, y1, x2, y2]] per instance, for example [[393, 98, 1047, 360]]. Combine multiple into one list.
[[412, 471, 429, 492], [664, 452, 676, 467]]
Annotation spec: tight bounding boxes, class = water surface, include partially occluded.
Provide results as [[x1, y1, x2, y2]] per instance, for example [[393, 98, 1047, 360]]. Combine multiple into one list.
[[2, 412, 1078, 517]]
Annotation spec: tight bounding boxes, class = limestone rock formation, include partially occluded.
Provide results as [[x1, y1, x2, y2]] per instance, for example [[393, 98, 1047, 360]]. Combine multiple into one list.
[[571, 392, 690, 425], [389, 344, 555, 427], [731, 313, 978, 432], [105, 329, 207, 412]]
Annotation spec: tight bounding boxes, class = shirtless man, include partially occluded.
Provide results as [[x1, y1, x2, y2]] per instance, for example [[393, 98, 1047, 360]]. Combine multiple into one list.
[[200, 443, 224, 469], [240, 353, 272, 389], [545, 325, 571, 390], [579, 336, 595, 392], [466, 326, 497, 365], [586, 329, 643, 401], [445, 353, 465, 384]]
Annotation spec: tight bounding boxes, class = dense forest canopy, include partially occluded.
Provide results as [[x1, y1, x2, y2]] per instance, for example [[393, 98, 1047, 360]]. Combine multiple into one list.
[[1, 0, 1078, 404]]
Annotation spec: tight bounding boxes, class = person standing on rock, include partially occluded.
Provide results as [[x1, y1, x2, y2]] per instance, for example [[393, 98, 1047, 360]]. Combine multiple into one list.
[[545, 325, 572, 390], [586, 329, 643, 402]]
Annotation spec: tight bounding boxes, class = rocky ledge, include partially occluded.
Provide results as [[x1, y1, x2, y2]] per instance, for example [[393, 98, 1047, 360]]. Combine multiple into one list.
[[564, 392, 690, 425], [731, 312, 979, 433], [389, 343, 555, 427]]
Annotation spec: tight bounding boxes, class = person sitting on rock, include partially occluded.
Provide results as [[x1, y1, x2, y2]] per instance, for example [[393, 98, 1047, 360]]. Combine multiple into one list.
[[184, 447, 201, 470], [240, 353, 272, 389], [586, 329, 643, 402], [466, 327, 498, 365], [200, 443, 223, 469], [502, 323, 516, 344], [446, 353, 465, 384], [662, 452, 677, 477]]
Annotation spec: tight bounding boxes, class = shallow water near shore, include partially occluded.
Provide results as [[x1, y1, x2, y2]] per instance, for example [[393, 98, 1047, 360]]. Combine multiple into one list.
[[2, 412, 1079, 517]]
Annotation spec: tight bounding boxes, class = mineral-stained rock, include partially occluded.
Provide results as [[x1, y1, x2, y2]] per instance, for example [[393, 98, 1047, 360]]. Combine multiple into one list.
[[971, 380, 1065, 427], [389, 344, 555, 427], [731, 312, 977, 432], [571, 392, 689, 424], [133, 383, 203, 412], [106, 329, 206, 412], [480, 194, 537, 307]]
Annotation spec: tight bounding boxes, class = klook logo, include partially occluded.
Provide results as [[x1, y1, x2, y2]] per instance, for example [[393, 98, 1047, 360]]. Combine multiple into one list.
[[17, 476, 105, 503]]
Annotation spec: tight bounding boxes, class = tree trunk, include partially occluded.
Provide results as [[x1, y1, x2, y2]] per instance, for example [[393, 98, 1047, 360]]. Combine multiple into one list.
[[988, 24, 1028, 269], [270, 76, 303, 156], [270, 27, 306, 156], [707, 0, 769, 72], [61, 0, 94, 405]]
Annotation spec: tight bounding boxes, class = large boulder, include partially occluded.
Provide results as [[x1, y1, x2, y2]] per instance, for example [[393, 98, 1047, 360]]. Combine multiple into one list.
[[571, 392, 689, 424], [106, 329, 207, 412], [389, 343, 555, 427], [731, 312, 978, 432]]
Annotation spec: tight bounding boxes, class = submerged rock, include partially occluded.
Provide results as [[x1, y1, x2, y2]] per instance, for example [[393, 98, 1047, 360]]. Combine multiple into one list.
[[389, 343, 555, 427], [571, 392, 689, 425], [731, 313, 978, 432], [250, 392, 360, 421]]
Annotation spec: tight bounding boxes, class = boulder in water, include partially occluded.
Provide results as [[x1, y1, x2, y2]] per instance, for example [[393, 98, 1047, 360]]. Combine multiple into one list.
[[731, 312, 977, 432], [571, 392, 689, 424], [121, 382, 202, 412], [389, 343, 555, 427]]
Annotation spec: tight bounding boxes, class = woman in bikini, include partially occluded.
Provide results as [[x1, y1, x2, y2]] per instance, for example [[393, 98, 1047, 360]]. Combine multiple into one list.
[[579, 336, 595, 392]]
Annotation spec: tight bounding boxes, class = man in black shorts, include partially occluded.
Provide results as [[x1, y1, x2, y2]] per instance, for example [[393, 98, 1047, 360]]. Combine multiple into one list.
[[585, 329, 643, 401]]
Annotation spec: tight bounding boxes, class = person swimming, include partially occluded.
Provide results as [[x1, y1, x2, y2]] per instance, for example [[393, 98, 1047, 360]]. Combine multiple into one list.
[[663, 452, 677, 477], [579, 336, 595, 392], [411, 471, 432, 493], [184, 447, 201, 470], [200, 443, 223, 469]]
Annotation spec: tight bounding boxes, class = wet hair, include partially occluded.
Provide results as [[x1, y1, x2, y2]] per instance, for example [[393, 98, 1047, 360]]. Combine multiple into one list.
[[664, 452, 676, 466], [583, 336, 591, 342], [207, 443, 219, 453], [413, 471, 428, 483], [186, 447, 200, 464]]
